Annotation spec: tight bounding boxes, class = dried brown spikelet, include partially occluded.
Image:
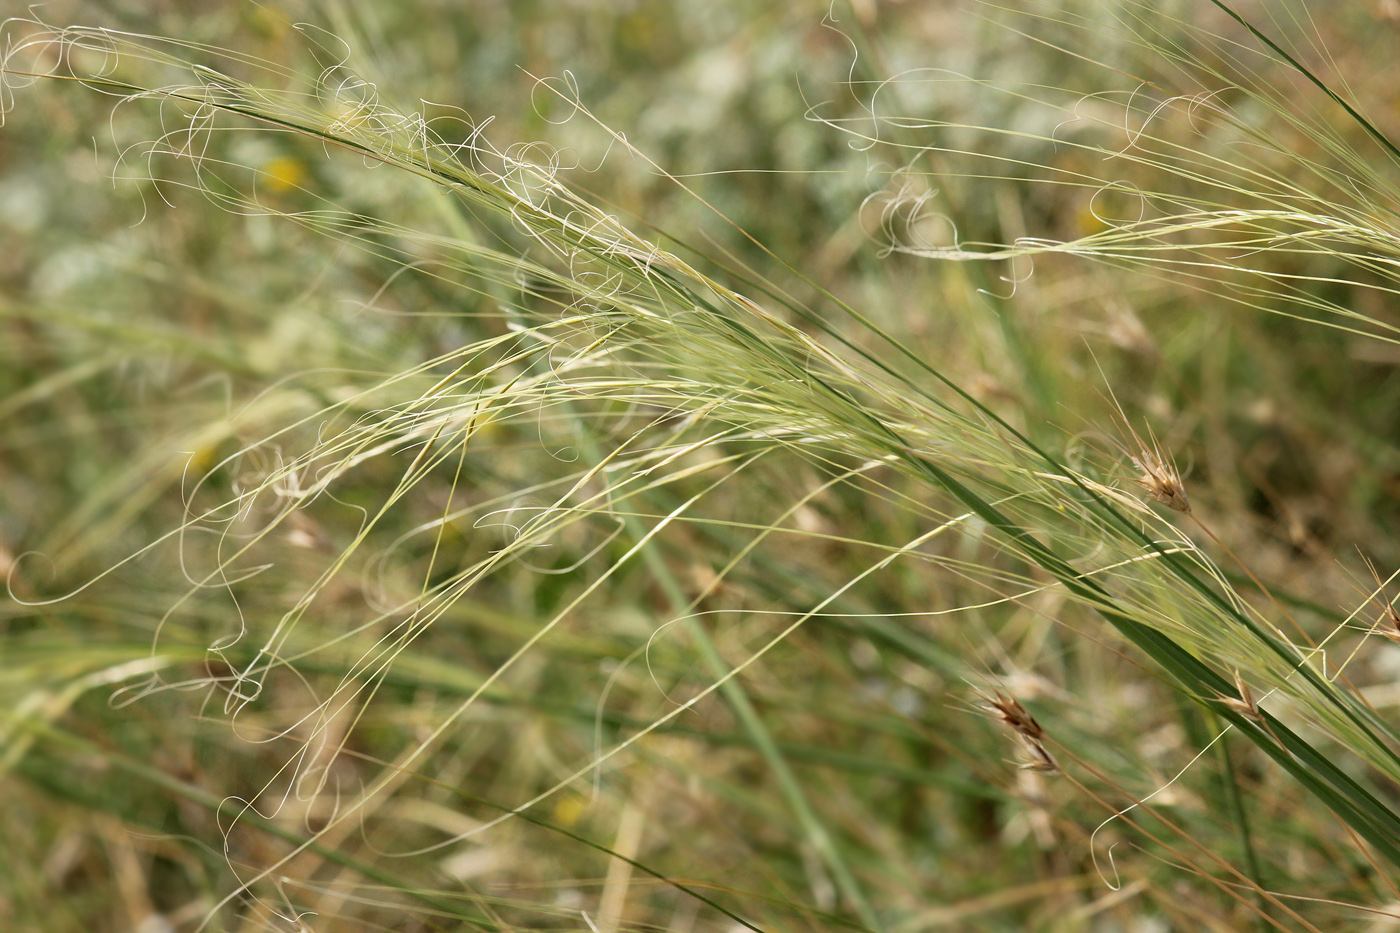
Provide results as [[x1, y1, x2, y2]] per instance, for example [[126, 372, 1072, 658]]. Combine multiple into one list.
[[1096, 378, 1191, 514], [1215, 670, 1263, 722], [1128, 438, 1191, 514], [975, 688, 1060, 774], [977, 688, 1045, 740], [1375, 603, 1400, 645], [1369, 597, 1400, 646]]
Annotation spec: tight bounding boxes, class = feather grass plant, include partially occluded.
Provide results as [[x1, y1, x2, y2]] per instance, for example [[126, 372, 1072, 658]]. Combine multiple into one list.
[[7, 2, 1400, 930]]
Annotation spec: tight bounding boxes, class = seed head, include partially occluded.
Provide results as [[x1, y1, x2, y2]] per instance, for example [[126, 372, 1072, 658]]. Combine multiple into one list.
[[975, 687, 1060, 774], [1368, 594, 1400, 646], [1095, 377, 1191, 514], [1215, 670, 1263, 722], [1375, 604, 1400, 645], [1128, 439, 1191, 514]]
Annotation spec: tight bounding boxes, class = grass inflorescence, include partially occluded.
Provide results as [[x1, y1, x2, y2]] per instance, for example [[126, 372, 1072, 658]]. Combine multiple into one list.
[[7, 2, 1400, 931]]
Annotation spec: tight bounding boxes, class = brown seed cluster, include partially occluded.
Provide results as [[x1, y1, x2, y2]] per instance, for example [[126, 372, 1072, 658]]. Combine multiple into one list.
[[1097, 384, 1192, 514], [1129, 442, 1191, 514], [976, 688, 1059, 774]]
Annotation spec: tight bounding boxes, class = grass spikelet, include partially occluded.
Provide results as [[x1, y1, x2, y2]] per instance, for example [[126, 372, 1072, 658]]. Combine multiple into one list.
[[1215, 669, 1265, 723], [974, 686, 1060, 775], [1125, 426, 1191, 515]]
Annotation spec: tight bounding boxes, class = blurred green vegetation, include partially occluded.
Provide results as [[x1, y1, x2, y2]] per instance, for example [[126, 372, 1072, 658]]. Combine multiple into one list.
[[7, 1, 1400, 931]]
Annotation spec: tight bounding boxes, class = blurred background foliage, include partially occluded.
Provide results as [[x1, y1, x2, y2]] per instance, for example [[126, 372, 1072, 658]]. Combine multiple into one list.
[[7, 1, 1400, 931]]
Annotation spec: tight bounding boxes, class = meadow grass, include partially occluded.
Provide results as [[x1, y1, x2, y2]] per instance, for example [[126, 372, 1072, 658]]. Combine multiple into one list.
[[5, 2, 1400, 931]]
